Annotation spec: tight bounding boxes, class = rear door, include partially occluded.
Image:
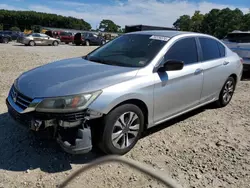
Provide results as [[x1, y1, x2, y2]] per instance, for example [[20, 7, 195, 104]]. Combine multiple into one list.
[[198, 37, 229, 103]]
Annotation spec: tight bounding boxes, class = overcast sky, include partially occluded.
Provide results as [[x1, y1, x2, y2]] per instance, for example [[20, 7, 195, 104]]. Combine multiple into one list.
[[1, 0, 249, 28]]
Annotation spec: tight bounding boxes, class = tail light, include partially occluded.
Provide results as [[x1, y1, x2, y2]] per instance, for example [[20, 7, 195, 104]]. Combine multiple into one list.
[[240, 58, 244, 64]]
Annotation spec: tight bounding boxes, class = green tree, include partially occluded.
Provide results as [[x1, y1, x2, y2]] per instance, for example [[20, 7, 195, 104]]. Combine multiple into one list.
[[191, 11, 204, 32], [99, 19, 120, 32], [173, 8, 245, 39], [241, 13, 250, 30], [173, 15, 192, 31], [31, 25, 41, 33], [0, 9, 91, 31], [0, 24, 3, 30], [201, 9, 220, 36], [10, 26, 21, 31]]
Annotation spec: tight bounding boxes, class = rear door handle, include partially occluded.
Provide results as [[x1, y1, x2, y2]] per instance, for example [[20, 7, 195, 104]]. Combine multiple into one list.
[[223, 61, 230, 65], [194, 68, 203, 75]]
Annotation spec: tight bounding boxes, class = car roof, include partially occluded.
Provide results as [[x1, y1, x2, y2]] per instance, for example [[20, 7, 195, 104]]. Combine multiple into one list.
[[126, 30, 195, 38]]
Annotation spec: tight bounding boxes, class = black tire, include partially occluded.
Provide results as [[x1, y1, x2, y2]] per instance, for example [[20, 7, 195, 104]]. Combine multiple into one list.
[[75, 43, 80, 46], [98, 104, 144, 155], [29, 40, 35, 46], [65, 42, 69, 44], [215, 76, 236, 108], [3, 38, 9, 43], [25, 44, 28, 46], [53, 41, 59, 46]]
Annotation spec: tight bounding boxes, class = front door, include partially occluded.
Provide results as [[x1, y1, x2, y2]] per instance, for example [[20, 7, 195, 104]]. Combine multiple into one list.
[[153, 37, 203, 124]]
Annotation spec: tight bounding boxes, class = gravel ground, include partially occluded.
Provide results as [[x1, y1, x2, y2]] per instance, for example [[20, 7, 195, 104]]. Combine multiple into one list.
[[0, 42, 249, 188]]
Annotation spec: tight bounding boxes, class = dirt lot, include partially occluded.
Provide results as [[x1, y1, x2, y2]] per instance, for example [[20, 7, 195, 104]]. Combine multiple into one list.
[[0, 42, 249, 188]]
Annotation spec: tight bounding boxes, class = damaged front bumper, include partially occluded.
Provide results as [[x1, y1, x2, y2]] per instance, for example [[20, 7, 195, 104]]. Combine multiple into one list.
[[6, 98, 102, 154]]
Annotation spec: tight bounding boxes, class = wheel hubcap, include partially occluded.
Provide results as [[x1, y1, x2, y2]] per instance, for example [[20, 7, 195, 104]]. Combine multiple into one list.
[[222, 80, 234, 103], [111, 112, 140, 149]]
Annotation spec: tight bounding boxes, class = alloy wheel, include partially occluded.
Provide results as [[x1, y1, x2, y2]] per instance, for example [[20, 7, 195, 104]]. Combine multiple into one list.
[[222, 80, 234, 103], [111, 112, 140, 149]]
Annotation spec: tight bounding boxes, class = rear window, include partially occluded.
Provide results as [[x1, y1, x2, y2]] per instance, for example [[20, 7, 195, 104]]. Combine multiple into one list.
[[199, 37, 220, 61], [224, 33, 250, 43]]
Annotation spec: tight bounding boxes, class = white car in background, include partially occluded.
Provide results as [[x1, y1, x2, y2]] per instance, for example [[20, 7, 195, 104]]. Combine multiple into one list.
[[221, 30, 250, 71]]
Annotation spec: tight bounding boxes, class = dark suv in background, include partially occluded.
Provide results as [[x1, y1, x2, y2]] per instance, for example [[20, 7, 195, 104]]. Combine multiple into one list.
[[74, 32, 106, 46], [0, 31, 12, 43], [1, 31, 24, 40]]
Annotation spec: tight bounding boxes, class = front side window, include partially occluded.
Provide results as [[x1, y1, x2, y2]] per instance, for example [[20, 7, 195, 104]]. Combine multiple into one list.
[[199, 37, 220, 61], [164, 37, 198, 65], [86, 34, 168, 68], [32, 33, 41, 37]]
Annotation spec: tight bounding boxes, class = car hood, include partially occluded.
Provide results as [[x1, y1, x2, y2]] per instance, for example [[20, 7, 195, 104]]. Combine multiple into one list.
[[16, 57, 139, 98]]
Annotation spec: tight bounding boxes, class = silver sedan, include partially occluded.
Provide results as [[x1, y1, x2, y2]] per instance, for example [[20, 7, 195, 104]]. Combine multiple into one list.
[[17, 33, 60, 46], [7, 31, 243, 155]]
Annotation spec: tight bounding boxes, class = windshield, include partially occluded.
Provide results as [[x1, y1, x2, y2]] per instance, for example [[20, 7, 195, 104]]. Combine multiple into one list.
[[86, 34, 168, 68]]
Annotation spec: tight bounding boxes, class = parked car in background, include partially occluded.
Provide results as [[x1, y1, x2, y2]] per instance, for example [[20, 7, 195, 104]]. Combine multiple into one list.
[[1, 30, 24, 40], [6, 31, 243, 155], [221, 30, 250, 71], [59, 32, 74, 44], [74, 32, 106, 46], [17, 33, 60, 46], [0, 31, 12, 43]]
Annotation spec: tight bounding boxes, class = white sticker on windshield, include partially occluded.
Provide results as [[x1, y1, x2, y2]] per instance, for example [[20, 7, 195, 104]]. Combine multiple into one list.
[[150, 35, 170, 41]]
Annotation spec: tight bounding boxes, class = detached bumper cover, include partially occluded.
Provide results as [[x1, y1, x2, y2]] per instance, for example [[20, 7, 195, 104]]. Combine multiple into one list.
[[57, 128, 92, 154], [6, 99, 93, 154]]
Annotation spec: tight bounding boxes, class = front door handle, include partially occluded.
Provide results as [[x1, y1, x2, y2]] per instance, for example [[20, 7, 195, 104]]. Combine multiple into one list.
[[223, 61, 230, 65], [194, 68, 203, 75]]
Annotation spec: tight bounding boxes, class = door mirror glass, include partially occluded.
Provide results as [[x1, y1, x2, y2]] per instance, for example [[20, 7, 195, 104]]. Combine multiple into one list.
[[157, 60, 184, 72]]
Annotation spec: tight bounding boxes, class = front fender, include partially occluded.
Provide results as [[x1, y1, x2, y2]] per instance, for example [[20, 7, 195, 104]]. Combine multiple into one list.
[[88, 75, 155, 127]]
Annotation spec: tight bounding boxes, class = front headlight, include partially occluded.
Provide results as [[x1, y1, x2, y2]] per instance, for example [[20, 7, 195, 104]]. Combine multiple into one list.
[[36, 91, 102, 113]]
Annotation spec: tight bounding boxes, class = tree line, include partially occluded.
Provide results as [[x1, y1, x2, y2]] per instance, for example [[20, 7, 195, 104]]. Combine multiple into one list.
[[173, 8, 250, 39], [1, 8, 249, 37], [0, 9, 91, 31], [0, 9, 124, 33]]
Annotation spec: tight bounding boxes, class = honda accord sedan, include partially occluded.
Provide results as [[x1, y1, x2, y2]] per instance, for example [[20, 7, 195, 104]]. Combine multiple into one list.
[[6, 31, 243, 155]]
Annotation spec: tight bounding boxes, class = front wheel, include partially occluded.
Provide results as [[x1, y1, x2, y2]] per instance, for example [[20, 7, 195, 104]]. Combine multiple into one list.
[[85, 40, 90, 46], [98, 104, 144, 155], [3, 38, 9, 43], [215, 76, 236, 107]]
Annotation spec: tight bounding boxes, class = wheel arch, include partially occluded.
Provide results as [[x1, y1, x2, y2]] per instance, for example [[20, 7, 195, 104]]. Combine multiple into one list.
[[229, 73, 237, 84], [106, 98, 149, 130]]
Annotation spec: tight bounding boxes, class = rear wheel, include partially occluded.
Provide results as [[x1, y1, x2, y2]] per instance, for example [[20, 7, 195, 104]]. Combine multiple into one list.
[[98, 104, 144, 155], [53, 41, 59, 46], [29, 40, 35, 46], [215, 77, 236, 107]]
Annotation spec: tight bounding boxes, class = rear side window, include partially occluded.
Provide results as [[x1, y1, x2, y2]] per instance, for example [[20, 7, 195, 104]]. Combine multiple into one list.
[[164, 37, 198, 65], [199, 37, 220, 61], [217, 42, 226, 57], [225, 33, 250, 43]]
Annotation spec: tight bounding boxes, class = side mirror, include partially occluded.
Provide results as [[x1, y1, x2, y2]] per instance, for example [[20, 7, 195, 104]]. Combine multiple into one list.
[[156, 60, 184, 72]]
